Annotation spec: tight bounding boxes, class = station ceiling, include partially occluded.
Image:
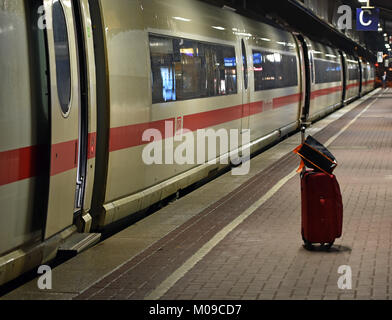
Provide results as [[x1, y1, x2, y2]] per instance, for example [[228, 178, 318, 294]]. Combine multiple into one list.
[[368, 0, 392, 33], [201, 0, 392, 62]]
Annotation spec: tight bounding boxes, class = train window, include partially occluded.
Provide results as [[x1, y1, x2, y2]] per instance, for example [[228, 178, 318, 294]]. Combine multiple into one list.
[[362, 65, 368, 81], [241, 40, 248, 90], [252, 49, 298, 91], [149, 34, 237, 103], [369, 67, 374, 79], [348, 63, 359, 81], [53, 0, 72, 115], [314, 59, 342, 84]]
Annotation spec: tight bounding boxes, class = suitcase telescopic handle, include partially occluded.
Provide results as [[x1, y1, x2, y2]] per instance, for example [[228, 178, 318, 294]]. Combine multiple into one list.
[[300, 122, 311, 177], [301, 126, 306, 144], [300, 122, 311, 144]]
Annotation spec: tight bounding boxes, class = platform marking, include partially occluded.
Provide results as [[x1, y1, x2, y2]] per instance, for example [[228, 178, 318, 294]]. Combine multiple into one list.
[[145, 92, 380, 300]]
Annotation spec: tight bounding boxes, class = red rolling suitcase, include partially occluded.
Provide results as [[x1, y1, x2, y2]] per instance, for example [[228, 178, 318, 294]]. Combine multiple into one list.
[[301, 170, 343, 250]]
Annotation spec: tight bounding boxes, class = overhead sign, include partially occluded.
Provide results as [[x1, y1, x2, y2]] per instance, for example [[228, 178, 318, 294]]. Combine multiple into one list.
[[378, 52, 383, 63], [337, 2, 379, 32], [356, 8, 380, 31]]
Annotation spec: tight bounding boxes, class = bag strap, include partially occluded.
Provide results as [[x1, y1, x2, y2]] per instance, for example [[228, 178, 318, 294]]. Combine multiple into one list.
[[296, 159, 305, 173]]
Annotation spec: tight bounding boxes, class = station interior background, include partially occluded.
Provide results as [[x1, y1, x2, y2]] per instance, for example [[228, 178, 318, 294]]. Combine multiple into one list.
[[203, 0, 392, 86]]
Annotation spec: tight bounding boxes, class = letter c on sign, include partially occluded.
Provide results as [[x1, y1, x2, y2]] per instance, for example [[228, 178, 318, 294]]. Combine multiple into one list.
[[359, 10, 372, 27]]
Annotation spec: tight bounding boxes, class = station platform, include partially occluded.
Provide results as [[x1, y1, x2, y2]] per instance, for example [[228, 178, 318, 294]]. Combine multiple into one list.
[[2, 87, 392, 301]]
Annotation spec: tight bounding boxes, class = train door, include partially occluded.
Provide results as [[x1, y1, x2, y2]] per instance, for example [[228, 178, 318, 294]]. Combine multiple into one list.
[[340, 51, 347, 104], [295, 35, 312, 122], [73, 0, 97, 231], [241, 39, 250, 134], [72, 0, 93, 216], [43, 0, 86, 239]]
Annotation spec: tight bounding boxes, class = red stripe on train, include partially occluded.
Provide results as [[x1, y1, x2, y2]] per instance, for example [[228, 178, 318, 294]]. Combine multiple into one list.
[[249, 101, 264, 115], [273, 93, 301, 109], [0, 146, 39, 186], [183, 105, 243, 131], [0, 86, 348, 186], [310, 85, 343, 99], [346, 82, 360, 90], [109, 118, 176, 152], [50, 140, 78, 176], [362, 80, 375, 85], [0, 133, 97, 187]]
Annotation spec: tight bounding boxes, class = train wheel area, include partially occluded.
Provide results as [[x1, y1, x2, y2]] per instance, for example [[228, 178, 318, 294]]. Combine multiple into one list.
[[2, 88, 392, 300]]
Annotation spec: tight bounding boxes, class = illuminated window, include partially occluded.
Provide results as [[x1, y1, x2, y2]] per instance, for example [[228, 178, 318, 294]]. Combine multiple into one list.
[[149, 34, 237, 103], [252, 49, 298, 91]]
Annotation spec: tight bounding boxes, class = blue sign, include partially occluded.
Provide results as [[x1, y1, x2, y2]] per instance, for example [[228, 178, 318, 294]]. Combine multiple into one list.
[[356, 8, 379, 31], [253, 53, 262, 64], [224, 57, 236, 67]]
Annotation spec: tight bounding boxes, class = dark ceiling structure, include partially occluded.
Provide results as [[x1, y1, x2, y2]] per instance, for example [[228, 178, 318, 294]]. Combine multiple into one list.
[[200, 0, 392, 63], [373, 0, 392, 25], [347, 0, 392, 57]]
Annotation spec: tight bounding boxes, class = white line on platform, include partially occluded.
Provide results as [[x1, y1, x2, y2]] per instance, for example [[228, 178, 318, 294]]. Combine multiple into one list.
[[324, 98, 379, 148], [145, 91, 380, 300]]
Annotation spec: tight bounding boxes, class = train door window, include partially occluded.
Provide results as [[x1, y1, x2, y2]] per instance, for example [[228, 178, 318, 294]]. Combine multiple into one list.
[[52, 0, 71, 115], [309, 51, 315, 84], [241, 39, 248, 90], [362, 65, 368, 81], [348, 62, 359, 80], [149, 34, 237, 103]]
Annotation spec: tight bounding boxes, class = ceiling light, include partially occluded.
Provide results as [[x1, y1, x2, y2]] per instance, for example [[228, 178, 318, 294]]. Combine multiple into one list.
[[234, 32, 252, 37], [172, 16, 191, 22]]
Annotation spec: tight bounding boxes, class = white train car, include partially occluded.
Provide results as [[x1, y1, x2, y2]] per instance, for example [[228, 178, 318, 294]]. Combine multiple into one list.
[[91, 0, 306, 227]]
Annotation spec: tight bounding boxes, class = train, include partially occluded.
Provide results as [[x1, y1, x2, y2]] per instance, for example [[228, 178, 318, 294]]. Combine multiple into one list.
[[0, 0, 375, 286]]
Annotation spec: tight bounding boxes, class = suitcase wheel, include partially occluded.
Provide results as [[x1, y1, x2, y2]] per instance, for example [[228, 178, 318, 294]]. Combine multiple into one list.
[[303, 239, 314, 251], [301, 231, 314, 251], [325, 241, 334, 250]]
